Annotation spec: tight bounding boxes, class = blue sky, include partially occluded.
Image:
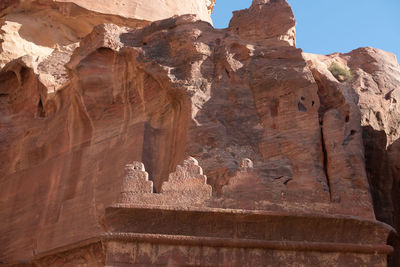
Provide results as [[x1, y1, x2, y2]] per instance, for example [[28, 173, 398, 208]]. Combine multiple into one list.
[[211, 0, 400, 62]]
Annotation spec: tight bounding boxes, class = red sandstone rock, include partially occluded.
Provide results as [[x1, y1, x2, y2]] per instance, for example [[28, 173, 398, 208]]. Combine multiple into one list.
[[0, 0, 213, 95], [120, 162, 153, 199], [305, 47, 400, 267], [229, 0, 296, 47], [0, 0, 397, 266], [53, 0, 214, 23], [114, 157, 212, 207]]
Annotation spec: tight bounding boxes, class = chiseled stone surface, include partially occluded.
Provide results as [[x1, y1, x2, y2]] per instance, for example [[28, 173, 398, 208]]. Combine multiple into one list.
[[115, 157, 212, 206], [32, 206, 392, 266], [160, 157, 212, 200], [104, 241, 387, 267], [0, 0, 397, 266], [119, 162, 153, 203]]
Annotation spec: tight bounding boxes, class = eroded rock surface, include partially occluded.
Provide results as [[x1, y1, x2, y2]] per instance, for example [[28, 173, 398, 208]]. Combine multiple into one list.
[[0, 0, 397, 266], [305, 47, 400, 267], [0, 0, 214, 97], [229, 0, 296, 47]]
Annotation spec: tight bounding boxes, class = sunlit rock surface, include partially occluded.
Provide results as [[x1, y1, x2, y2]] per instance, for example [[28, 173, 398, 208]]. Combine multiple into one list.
[[0, 0, 397, 266]]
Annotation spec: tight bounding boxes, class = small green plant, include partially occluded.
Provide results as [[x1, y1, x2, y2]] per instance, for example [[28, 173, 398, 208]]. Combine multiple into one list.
[[328, 62, 353, 82]]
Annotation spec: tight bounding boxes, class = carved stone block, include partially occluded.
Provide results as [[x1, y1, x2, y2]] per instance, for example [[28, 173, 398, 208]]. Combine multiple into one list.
[[119, 162, 153, 203], [161, 157, 212, 201]]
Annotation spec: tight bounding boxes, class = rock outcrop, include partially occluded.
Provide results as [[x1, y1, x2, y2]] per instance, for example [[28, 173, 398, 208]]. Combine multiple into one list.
[[305, 47, 400, 267], [0, 0, 214, 94], [0, 0, 398, 266], [53, 0, 214, 23]]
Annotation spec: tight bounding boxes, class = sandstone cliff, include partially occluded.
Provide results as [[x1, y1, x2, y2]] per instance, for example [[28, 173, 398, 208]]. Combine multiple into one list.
[[305, 48, 400, 266], [0, 0, 214, 71], [0, 0, 398, 266]]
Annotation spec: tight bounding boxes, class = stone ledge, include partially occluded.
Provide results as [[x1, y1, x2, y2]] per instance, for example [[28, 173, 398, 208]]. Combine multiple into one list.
[[105, 204, 394, 246], [108, 203, 395, 223], [32, 229, 393, 263], [30, 205, 395, 266], [102, 232, 393, 255]]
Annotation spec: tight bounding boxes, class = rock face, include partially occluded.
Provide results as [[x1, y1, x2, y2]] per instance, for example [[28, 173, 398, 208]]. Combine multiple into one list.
[[0, 0, 213, 86], [229, 0, 296, 47], [0, 0, 397, 266], [54, 0, 214, 23], [305, 48, 400, 267]]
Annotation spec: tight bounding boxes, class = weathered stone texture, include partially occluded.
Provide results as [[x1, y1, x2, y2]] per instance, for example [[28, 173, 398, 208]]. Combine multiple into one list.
[[0, 0, 397, 266], [119, 162, 153, 203], [105, 241, 387, 267], [229, 0, 296, 47], [305, 47, 400, 267], [0, 0, 213, 93], [54, 0, 214, 23]]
